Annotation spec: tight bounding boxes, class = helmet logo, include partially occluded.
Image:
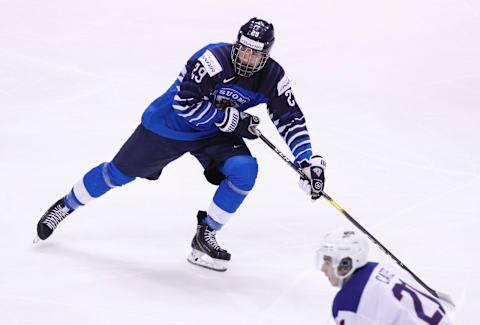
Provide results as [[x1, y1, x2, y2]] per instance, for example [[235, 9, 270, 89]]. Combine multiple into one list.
[[249, 30, 260, 37], [249, 20, 267, 38]]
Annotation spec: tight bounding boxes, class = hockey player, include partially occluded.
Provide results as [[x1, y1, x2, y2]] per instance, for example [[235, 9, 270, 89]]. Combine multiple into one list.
[[35, 17, 327, 271], [316, 229, 453, 324]]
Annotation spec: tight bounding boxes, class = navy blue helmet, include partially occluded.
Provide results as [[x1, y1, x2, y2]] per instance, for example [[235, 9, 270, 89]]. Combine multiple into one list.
[[231, 18, 275, 77]]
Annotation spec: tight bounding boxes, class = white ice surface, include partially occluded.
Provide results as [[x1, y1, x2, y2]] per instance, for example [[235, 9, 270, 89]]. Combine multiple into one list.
[[1, 0, 479, 324]]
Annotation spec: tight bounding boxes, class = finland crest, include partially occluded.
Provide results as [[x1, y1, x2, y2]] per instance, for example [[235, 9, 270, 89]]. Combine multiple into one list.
[[213, 87, 251, 110]]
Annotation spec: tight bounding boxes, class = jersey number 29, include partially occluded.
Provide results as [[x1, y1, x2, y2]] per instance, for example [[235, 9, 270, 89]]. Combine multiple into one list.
[[191, 62, 207, 84]]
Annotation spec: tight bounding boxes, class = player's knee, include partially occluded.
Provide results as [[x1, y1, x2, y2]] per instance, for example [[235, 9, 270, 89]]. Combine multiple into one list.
[[80, 162, 133, 199], [222, 156, 258, 191], [105, 162, 135, 186]]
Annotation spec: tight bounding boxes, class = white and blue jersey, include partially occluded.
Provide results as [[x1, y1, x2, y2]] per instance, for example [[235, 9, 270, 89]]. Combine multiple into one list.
[[332, 262, 453, 325], [141, 42, 313, 165]]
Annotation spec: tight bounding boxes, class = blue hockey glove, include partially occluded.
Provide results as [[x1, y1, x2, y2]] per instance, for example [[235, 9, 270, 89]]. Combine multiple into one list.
[[216, 107, 260, 139], [299, 155, 326, 200]]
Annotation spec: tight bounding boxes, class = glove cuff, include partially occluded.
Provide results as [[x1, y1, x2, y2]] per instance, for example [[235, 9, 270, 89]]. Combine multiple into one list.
[[298, 155, 325, 169], [310, 155, 326, 170], [216, 107, 239, 133]]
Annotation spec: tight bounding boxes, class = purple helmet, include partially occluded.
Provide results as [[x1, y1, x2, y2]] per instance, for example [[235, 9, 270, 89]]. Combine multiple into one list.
[[231, 18, 275, 77]]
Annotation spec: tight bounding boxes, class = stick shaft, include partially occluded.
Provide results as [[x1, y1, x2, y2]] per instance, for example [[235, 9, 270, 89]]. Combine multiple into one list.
[[257, 131, 443, 299]]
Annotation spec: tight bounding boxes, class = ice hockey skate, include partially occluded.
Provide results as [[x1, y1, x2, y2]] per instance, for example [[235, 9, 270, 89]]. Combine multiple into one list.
[[34, 198, 72, 243], [187, 210, 231, 272]]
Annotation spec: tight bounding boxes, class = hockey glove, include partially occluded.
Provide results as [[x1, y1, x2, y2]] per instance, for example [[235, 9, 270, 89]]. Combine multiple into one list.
[[299, 155, 326, 200], [216, 107, 260, 139]]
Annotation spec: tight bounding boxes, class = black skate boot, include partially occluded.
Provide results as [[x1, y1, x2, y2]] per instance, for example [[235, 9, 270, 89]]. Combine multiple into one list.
[[187, 210, 231, 271], [34, 198, 72, 243]]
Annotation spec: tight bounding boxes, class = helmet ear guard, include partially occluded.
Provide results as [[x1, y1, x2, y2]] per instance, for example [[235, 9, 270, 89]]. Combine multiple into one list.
[[231, 18, 275, 77], [336, 257, 353, 277], [316, 230, 369, 280]]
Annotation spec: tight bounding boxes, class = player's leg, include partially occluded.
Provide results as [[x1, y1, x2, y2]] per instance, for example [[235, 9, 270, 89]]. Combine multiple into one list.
[[36, 161, 135, 242], [36, 125, 187, 241], [188, 135, 258, 271], [205, 154, 258, 229]]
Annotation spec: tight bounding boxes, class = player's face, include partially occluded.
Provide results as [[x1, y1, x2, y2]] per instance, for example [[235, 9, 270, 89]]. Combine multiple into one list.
[[237, 45, 263, 68], [321, 256, 340, 287]]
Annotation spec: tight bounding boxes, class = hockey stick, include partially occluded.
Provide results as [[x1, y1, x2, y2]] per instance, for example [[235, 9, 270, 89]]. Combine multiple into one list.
[[253, 128, 456, 311]]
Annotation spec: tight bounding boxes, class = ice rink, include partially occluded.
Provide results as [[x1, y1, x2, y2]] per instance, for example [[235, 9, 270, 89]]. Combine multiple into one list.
[[1, 0, 479, 324]]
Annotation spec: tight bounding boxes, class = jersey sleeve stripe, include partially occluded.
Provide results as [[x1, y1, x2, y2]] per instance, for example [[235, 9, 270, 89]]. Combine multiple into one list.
[[294, 148, 312, 159], [189, 102, 212, 123], [195, 109, 218, 126], [277, 116, 305, 135], [291, 139, 311, 154], [177, 103, 202, 117], [173, 95, 194, 102], [172, 104, 190, 111], [287, 130, 310, 146], [283, 122, 307, 140]]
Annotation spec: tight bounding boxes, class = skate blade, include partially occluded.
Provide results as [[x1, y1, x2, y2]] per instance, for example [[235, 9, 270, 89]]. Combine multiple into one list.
[[187, 249, 229, 272], [32, 235, 41, 244]]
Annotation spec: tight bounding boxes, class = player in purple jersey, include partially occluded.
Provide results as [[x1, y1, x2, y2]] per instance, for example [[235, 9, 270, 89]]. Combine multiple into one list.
[[34, 18, 326, 271], [316, 230, 453, 324]]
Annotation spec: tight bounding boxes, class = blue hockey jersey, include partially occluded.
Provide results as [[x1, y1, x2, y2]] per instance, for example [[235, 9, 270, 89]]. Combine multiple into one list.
[[141, 42, 313, 165]]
